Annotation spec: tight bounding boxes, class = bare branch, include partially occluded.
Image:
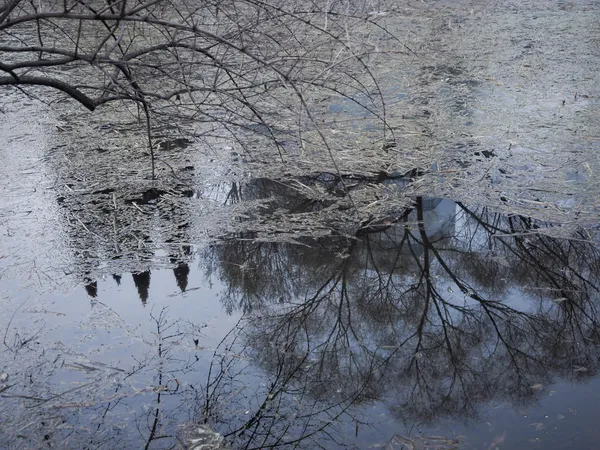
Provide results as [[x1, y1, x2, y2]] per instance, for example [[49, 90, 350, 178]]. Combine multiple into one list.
[[0, 75, 96, 110]]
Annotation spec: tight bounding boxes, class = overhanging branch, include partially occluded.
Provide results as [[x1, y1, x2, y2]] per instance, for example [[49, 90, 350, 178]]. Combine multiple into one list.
[[0, 75, 96, 110]]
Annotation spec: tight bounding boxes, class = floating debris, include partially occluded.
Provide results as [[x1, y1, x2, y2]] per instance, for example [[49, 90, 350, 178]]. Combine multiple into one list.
[[177, 424, 229, 450]]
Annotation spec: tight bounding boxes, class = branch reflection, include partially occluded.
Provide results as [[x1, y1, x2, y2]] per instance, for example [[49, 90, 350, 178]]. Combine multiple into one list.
[[204, 198, 600, 429]]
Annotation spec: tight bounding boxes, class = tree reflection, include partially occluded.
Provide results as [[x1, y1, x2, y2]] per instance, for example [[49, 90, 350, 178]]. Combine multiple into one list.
[[8, 199, 600, 449], [172, 245, 192, 293], [204, 198, 600, 427], [132, 270, 152, 304]]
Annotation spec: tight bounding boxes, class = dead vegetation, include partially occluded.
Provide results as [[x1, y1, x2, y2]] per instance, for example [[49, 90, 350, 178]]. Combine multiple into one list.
[[3, 0, 598, 282], [1, 2, 600, 447]]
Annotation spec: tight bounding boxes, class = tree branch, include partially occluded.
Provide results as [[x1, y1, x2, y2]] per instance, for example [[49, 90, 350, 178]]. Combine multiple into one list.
[[0, 75, 96, 110]]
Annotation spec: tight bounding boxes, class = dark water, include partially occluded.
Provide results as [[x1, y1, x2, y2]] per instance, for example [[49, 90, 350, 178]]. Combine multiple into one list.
[[2, 0, 600, 448], [2, 197, 600, 449]]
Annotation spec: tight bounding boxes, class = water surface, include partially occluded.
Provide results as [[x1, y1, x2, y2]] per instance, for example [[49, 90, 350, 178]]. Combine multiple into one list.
[[1, 1, 600, 449]]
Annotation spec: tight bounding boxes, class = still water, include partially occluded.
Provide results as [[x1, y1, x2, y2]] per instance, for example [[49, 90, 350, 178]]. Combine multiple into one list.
[[2, 0, 600, 449], [2, 196, 600, 448]]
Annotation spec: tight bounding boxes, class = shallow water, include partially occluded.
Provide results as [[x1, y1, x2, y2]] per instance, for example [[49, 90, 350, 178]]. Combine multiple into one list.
[[3, 197, 600, 449], [1, 0, 600, 449]]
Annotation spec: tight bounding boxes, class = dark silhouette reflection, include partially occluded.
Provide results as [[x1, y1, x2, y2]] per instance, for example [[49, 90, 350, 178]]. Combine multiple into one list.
[[84, 279, 97, 298], [202, 198, 600, 434], [132, 270, 151, 304], [171, 244, 192, 292], [216, 176, 367, 211], [54, 131, 197, 292], [173, 263, 190, 292]]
